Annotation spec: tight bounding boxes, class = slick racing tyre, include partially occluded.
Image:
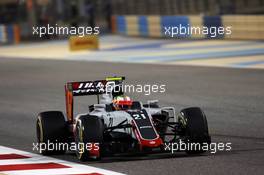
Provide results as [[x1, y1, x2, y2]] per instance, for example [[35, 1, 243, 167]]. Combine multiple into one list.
[[36, 111, 67, 155], [178, 107, 211, 154], [75, 115, 104, 161]]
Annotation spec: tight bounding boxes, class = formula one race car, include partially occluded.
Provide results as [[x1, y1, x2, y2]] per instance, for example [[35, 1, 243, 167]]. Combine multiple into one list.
[[36, 77, 211, 161]]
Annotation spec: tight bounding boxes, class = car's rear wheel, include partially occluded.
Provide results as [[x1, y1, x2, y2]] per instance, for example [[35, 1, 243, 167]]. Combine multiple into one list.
[[74, 115, 104, 161], [178, 107, 211, 154], [36, 111, 67, 155]]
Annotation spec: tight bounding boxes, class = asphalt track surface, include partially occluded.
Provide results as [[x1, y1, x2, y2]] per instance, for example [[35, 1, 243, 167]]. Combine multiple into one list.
[[0, 57, 263, 175]]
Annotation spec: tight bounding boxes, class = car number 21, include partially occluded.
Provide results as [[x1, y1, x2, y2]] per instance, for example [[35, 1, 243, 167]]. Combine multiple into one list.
[[133, 113, 147, 120]]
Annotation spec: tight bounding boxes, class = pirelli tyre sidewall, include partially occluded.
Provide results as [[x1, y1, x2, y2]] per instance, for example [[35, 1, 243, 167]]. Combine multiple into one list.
[[36, 111, 67, 155], [74, 115, 104, 161], [179, 107, 211, 154]]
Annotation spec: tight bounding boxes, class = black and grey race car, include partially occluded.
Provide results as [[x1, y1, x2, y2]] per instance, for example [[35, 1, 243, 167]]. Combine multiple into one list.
[[36, 77, 211, 161]]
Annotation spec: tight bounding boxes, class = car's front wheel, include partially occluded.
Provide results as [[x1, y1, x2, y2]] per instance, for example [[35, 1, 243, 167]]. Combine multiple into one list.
[[178, 107, 211, 154], [36, 111, 67, 155], [74, 115, 104, 161]]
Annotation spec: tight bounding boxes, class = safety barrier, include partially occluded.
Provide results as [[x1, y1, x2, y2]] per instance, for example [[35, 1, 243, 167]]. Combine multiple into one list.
[[161, 16, 190, 38], [112, 15, 264, 40], [0, 24, 20, 44], [222, 15, 264, 40]]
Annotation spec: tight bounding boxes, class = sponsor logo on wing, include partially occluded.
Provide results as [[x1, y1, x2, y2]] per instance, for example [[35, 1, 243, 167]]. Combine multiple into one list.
[[140, 125, 152, 129], [149, 141, 156, 144], [73, 82, 106, 93]]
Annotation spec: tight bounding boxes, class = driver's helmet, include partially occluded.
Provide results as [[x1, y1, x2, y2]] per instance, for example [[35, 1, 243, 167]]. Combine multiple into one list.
[[113, 95, 133, 110], [112, 85, 123, 98]]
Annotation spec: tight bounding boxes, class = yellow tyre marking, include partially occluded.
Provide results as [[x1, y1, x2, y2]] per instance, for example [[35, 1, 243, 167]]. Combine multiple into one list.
[[37, 117, 44, 142], [77, 121, 84, 160]]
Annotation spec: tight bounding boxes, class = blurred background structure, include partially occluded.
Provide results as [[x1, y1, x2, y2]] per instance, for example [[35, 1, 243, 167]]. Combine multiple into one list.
[[0, 0, 264, 44], [111, 0, 264, 15]]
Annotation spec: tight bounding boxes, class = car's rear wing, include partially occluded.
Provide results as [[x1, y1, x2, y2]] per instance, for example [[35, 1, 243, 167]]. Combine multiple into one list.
[[65, 77, 125, 122]]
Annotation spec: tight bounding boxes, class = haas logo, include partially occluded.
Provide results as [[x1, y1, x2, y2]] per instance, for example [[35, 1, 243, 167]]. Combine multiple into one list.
[[73, 82, 105, 93], [78, 82, 94, 89]]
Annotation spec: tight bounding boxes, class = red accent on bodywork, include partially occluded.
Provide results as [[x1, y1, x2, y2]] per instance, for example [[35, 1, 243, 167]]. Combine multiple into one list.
[[72, 82, 80, 90], [65, 84, 74, 122], [89, 143, 100, 158], [132, 120, 163, 150], [140, 137, 163, 148]]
